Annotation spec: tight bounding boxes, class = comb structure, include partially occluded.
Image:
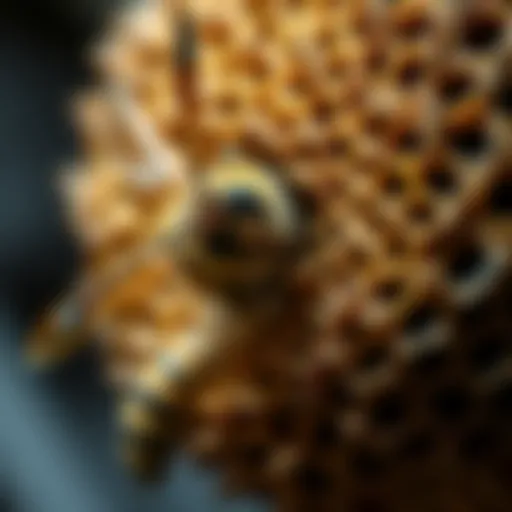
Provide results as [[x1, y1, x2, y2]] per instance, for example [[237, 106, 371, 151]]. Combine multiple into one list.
[[28, 1, 511, 511]]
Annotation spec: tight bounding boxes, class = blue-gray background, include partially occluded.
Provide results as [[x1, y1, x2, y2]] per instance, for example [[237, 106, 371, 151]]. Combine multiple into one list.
[[0, 4, 268, 511]]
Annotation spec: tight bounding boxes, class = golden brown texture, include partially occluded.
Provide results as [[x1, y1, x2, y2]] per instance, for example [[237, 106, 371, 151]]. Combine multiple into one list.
[[30, 1, 511, 510]]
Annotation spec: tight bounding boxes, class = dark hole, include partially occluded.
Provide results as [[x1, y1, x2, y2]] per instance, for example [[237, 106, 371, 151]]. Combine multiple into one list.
[[439, 72, 472, 102], [342, 316, 367, 342], [384, 174, 404, 195], [470, 337, 505, 373], [354, 499, 388, 512], [414, 348, 449, 376], [448, 244, 485, 283], [241, 445, 267, 467], [327, 381, 350, 407], [207, 230, 240, 257], [352, 450, 385, 480], [448, 125, 489, 157], [315, 418, 340, 448], [489, 181, 511, 215], [270, 409, 294, 439], [229, 406, 258, 429], [462, 14, 503, 51], [404, 304, 439, 337], [360, 346, 388, 372], [409, 203, 432, 224], [495, 78, 512, 115], [459, 301, 493, 329], [375, 279, 404, 301], [256, 369, 277, 388], [295, 465, 330, 495], [427, 166, 456, 194], [398, 61, 424, 87], [372, 392, 407, 427], [396, 129, 422, 152], [460, 428, 496, 461], [400, 432, 434, 460], [492, 381, 512, 419], [432, 385, 471, 423]]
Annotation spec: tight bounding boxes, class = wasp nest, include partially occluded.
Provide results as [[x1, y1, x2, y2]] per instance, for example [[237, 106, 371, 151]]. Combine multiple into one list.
[[29, 1, 511, 511]]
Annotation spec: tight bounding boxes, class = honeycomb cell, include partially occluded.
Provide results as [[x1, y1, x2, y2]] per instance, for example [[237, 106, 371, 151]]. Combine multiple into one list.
[[461, 9, 505, 53]]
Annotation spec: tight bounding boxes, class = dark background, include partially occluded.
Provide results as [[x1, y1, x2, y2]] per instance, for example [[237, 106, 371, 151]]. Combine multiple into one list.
[[0, 3, 267, 511]]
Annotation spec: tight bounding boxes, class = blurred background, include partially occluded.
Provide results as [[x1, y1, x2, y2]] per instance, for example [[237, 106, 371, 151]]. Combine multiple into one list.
[[0, 2, 267, 511]]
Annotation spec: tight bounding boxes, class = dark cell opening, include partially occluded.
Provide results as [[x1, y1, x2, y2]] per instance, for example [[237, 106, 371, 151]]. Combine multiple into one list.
[[229, 406, 259, 430], [462, 13, 504, 51], [439, 72, 472, 102], [270, 408, 294, 439], [353, 498, 388, 512], [427, 165, 456, 195], [375, 279, 404, 301], [448, 244, 485, 283], [470, 336, 505, 373], [448, 124, 489, 157], [460, 428, 496, 461], [431, 385, 471, 423], [404, 304, 439, 337], [294, 465, 331, 495], [383, 174, 404, 195], [327, 381, 349, 407], [372, 392, 407, 428], [359, 346, 388, 372], [396, 129, 422, 152], [207, 230, 240, 257], [489, 181, 511, 215], [398, 61, 424, 87], [399, 432, 434, 460], [492, 381, 512, 419], [460, 301, 492, 329], [495, 78, 512, 115], [315, 418, 340, 448], [409, 203, 432, 224], [413, 348, 449, 377], [351, 450, 386, 480], [241, 445, 268, 467]]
